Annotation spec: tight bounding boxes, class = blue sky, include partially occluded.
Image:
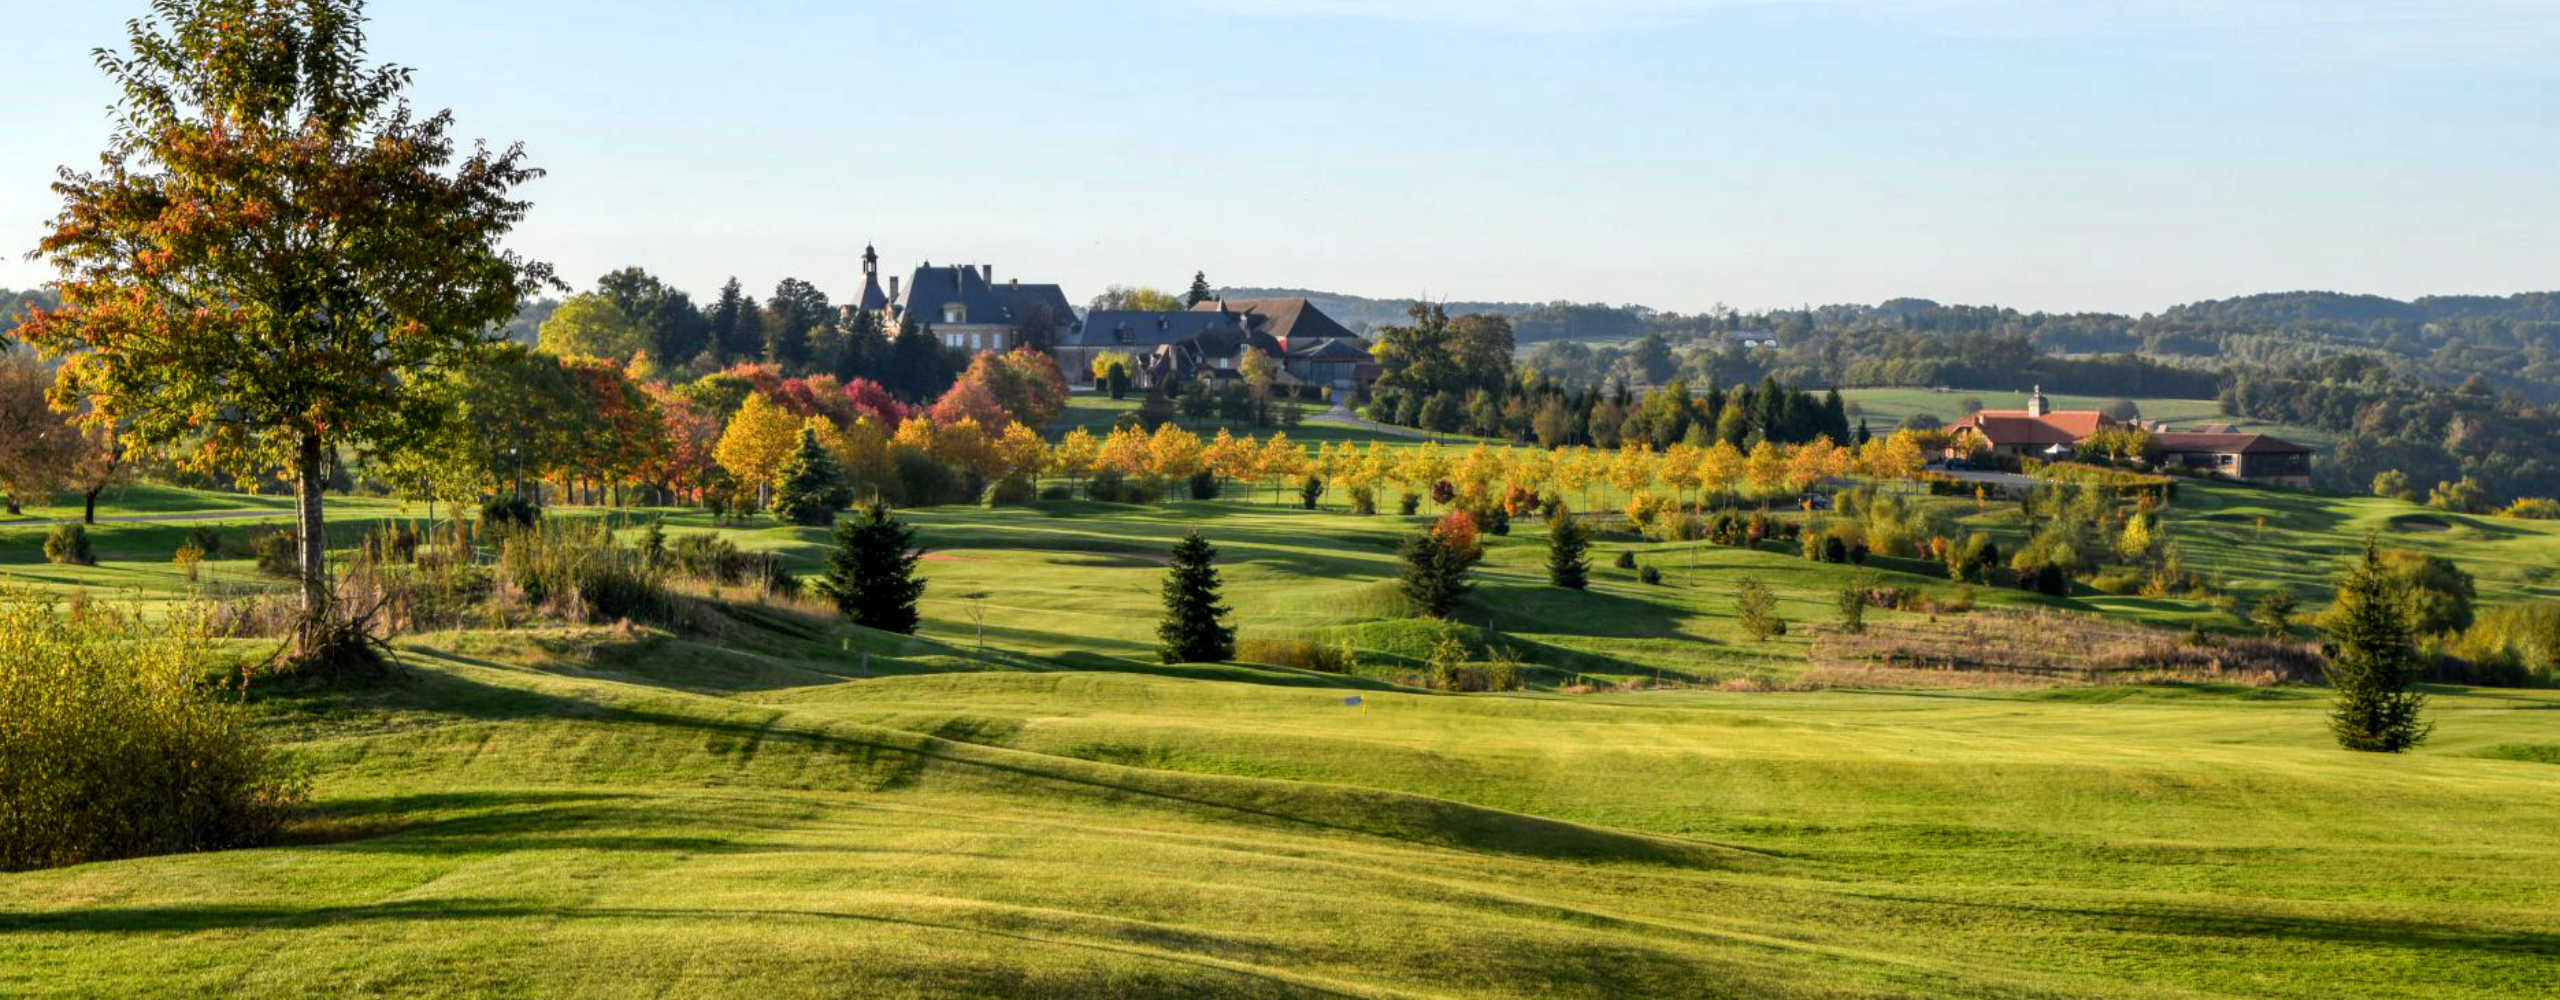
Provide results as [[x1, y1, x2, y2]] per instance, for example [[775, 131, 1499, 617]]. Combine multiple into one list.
[[2, 0, 2553, 314]]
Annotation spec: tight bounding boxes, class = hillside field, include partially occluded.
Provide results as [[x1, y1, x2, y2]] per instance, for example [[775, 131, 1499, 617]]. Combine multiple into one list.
[[5, 477, 2560, 997]]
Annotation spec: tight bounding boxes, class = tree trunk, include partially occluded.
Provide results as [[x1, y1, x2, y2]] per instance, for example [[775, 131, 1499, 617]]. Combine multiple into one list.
[[83, 487, 101, 525], [294, 432, 331, 650], [4, 496, 17, 515]]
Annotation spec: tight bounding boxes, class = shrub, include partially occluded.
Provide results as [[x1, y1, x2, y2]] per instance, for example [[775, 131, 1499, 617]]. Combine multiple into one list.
[[1398, 493, 1421, 516], [247, 528, 298, 577], [981, 475, 1037, 508], [1087, 470, 1126, 503], [1299, 475, 1324, 510], [173, 540, 204, 581], [1, 598, 301, 872], [43, 524, 95, 566], [1613, 550, 1637, 570], [1236, 634, 1359, 673], [1349, 484, 1377, 515], [1189, 470, 1222, 501], [1638, 565, 1662, 585], [2089, 570, 2144, 595], [1037, 485, 1073, 502], [496, 521, 670, 623], [359, 523, 420, 564], [1736, 577, 1784, 640], [186, 525, 223, 558], [893, 450, 959, 508], [1836, 582, 1867, 634], [480, 494, 541, 529], [2497, 497, 2560, 520]]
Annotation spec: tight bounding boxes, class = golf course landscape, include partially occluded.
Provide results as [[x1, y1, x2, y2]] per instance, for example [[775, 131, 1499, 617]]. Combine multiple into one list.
[[5, 437, 2557, 998]]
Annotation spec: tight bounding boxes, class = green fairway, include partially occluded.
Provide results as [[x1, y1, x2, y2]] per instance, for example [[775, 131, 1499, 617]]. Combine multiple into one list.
[[2, 624, 2554, 999], [8, 484, 2559, 997]]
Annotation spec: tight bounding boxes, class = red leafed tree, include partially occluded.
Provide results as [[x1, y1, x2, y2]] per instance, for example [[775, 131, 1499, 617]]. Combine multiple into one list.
[[838, 377, 910, 427], [560, 359, 664, 504], [929, 379, 1010, 429], [16, 0, 552, 655], [644, 384, 721, 502]]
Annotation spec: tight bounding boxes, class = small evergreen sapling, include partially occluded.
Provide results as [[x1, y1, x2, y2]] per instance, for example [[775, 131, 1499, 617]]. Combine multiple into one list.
[[1737, 577, 1785, 640], [1546, 507, 1590, 590], [814, 502, 927, 634], [2321, 542, 2430, 752], [1156, 532, 1235, 663]]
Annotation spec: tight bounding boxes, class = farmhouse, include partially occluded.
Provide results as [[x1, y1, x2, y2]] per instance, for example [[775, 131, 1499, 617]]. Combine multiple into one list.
[[1949, 387, 2313, 488], [1058, 297, 1378, 397]]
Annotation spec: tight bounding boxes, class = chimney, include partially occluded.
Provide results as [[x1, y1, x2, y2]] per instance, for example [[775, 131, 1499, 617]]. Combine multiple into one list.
[[2027, 385, 2049, 418], [980, 264, 993, 283], [1009, 278, 1019, 288], [888, 275, 900, 303]]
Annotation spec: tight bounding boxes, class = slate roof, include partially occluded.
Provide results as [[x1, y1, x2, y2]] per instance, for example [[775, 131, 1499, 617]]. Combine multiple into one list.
[[899, 264, 1010, 326], [1191, 297, 1360, 345], [993, 282, 1075, 326], [1066, 311, 1248, 349], [856, 273, 890, 312], [2154, 432, 2313, 455], [1289, 337, 1373, 361]]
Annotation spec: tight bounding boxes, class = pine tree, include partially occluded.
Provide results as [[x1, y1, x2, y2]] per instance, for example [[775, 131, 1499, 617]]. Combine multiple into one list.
[[1185, 271, 1213, 307], [1545, 506, 1589, 589], [770, 426, 850, 526], [1156, 531, 1235, 663], [1398, 530, 1476, 618], [2322, 542, 2430, 752], [814, 502, 926, 634]]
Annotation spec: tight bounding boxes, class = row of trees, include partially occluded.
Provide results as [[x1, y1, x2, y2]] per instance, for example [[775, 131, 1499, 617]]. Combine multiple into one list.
[[531, 270, 964, 402]]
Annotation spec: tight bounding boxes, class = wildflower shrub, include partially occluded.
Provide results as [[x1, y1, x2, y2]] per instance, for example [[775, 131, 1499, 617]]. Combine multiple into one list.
[[0, 598, 301, 872]]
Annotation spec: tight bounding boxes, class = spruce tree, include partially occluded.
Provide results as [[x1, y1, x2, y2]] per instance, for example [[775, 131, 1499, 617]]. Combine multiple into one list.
[[1156, 531, 1235, 663], [2322, 542, 2430, 752], [770, 426, 850, 526], [814, 501, 926, 634], [1185, 271, 1213, 307], [1399, 530, 1475, 618], [1546, 506, 1590, 589]]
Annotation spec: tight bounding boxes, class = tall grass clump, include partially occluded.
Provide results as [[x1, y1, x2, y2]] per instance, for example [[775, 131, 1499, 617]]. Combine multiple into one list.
[[496, 520, 671, 624], [0, 596, 302, 871]]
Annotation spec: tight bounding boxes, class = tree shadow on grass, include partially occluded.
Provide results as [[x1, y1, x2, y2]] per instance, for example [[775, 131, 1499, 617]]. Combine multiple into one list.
[[1854, 892, 2560, 962]]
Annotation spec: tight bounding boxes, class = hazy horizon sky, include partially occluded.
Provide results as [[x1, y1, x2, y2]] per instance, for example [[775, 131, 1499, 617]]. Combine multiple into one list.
[[3, 0, 2554, 315]]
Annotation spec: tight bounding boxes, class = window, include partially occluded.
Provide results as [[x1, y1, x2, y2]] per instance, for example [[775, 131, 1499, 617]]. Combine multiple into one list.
[[941, 304, 966, 324], [944, 334, 961, 349]]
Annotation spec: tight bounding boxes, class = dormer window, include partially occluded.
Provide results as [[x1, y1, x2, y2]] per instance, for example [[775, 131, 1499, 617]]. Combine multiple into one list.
[[1114, 326, 1134, 345], [941, 304, 966, 324]]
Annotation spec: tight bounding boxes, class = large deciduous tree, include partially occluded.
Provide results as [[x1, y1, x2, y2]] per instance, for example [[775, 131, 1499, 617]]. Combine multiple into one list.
[[19, 0, 552, 653]]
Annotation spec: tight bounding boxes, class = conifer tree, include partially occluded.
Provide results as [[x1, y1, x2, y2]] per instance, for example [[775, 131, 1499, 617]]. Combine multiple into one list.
[[1185, 271, 1213, 307], [770, 426, 850, 526], [814, 502, 926, 634], [1399, 530, 1476, 618], [2322, 542, 2429, 752], [1156, 532, 1235, 663], [1546, 505, 1590, 589]]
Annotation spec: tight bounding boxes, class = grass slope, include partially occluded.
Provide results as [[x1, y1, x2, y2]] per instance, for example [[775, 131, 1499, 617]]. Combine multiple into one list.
[[2, 625, 2554, 998]]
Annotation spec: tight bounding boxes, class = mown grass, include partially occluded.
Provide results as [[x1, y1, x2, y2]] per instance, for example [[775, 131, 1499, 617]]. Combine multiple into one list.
[[2, 620, 2554, 999]]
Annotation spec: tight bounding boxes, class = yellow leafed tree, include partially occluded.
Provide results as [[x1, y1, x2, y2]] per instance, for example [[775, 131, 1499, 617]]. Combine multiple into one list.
[[1050, 426, 1099, 486], [1744, 440, 1786, 497], [713, 393, 801, 507]]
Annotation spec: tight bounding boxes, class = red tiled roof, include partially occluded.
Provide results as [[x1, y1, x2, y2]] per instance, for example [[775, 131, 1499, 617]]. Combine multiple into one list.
[[2154, 432, 2311, 455], [1952, 410, 2114, 447]]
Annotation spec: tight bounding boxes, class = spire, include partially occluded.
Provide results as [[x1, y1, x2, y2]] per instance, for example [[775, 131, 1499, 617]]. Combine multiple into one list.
[[862, 243, 877, 277]]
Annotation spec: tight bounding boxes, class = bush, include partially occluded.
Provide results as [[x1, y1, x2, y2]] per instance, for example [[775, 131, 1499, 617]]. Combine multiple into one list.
[[1613, 550, 1637, 570], [359, 523, 420, 564], [893, 450, 958, 507], [2089, 570, 2144, 595], [1237, 634, 1359, 673], [1188, 470, 1222, 501], [982, 475, 1037, 508], [43, 524, 94, 566], [1037, 485, 1073, 502], [1087, 470, 1126, 503], [497, 522, 670, 623], [480, 494, 541, 529], [1398, 493, 1421, 516], [1299, 475, 1324, 510], [1349, 485, 1377, 515], [186, 525, 223, 558], [247, 528, 298, 577], [1, 598, 301, 872], [1638, 565, 1662, 585]]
